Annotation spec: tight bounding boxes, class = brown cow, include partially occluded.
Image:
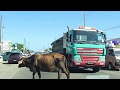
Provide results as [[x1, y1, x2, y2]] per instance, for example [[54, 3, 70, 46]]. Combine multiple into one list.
[[18, 53, 70, 79]]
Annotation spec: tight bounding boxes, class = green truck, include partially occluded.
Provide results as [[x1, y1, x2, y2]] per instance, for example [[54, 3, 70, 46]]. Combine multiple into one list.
[[51, 26, 106, 72]]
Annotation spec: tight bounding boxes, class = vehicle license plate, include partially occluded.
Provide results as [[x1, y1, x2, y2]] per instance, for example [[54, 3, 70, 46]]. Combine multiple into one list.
[[87, 62, 94, 64]]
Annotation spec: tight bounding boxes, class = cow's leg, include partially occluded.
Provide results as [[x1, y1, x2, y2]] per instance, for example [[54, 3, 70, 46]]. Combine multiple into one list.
[[62, 67, 70, 79], [64, 67, 70, 79], [66, 70, 70, 79], [58, 69, 62, 79], [59, 62, 70, 79], [29, 65, 37, 79], [36, 67, 41, 79], [32, 72, 36, 79], [37, 71, 41, 79]]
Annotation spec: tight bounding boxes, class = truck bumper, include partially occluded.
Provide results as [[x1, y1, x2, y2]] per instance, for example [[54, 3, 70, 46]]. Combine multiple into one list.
[[70, 61, 105, 68]]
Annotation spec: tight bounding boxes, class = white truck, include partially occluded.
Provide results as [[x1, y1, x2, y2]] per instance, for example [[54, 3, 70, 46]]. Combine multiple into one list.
[[105, 43, 120, 70]]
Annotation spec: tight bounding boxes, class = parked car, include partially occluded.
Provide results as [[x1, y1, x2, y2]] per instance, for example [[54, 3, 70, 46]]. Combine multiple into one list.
[[2, 52, 11, 61], [22, 53, 31, 58], [8, 52, 22, 64]]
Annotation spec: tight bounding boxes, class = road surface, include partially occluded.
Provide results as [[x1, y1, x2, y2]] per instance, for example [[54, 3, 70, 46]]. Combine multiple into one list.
[[0, 61, 120, 79]]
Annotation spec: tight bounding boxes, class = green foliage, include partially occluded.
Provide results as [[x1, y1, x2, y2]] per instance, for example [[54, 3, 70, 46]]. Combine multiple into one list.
[[11, 43, 34, 53], [17, 44, 24, 52], [27, 49, 34, 53], [49, 48, 52, 50], [45, 48, 52, 52], [116, 45, 120, 48], [12, 43, 24, 52]]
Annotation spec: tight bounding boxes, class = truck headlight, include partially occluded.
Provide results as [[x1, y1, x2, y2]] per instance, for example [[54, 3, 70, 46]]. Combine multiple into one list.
[[72, 58, 80, 62], [116, 59, 120, 62]]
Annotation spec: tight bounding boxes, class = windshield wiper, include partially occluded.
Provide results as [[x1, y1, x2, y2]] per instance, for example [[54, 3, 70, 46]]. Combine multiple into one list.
[[77, 41, 87, 44], [92, 42, 104, 45]]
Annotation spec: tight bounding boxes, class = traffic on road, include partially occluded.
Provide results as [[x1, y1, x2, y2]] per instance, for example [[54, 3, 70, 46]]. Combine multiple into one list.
[[0, 11, 120, 79]]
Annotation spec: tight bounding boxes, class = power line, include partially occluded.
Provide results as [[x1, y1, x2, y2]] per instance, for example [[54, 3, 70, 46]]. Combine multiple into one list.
[[70, 11, 96, 29], [104, 24, 120, 31], [81, 11, 96, 27]]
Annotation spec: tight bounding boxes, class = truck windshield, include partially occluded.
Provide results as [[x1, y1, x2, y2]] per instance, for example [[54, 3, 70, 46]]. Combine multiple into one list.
[[115, 51, 120, 55], [73, 30, 104, 44], [6, 52, 11, 55]]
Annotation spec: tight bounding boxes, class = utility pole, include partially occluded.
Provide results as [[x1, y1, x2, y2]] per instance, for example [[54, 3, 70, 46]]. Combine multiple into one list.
[[84, 14, 85, 27], [28, 41, 30, 50], [0, 15, 2, 54], [44, 46, 45, 52], [1, 25, 4, 54], [24, 38, 26, 54]]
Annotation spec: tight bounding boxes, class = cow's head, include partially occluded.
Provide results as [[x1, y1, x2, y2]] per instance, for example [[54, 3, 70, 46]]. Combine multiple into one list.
[[18, 57, 37, 73], [18, 58, 26, 68], [18, 57, 33, 67]]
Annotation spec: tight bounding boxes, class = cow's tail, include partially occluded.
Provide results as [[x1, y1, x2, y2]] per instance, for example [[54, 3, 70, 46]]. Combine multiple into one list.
[[35, 58, 38, 66], [31, 54, 37, 66]]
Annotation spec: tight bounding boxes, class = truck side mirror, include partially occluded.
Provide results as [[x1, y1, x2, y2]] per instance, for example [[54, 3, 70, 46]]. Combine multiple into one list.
[[2, 53, 5, 55], [67, 38, 70, 41], [109, 52, 115, 56]]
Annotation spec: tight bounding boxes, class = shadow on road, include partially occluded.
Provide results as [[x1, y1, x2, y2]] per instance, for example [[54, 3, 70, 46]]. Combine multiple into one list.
[[101, 67, 120, 71], [69, 68, 94, 73], [2, 61, 18, 64], [41, 68, 95, 73]]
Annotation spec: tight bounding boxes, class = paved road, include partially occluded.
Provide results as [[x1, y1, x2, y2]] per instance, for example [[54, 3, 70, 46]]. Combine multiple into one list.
[[1, 61, 120, 79]]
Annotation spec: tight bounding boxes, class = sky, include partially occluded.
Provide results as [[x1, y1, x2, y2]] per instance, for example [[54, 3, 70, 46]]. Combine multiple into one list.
[[0, 11, 120, 52]]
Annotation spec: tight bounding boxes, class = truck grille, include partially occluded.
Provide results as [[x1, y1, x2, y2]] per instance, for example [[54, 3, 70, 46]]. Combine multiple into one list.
[[77, 48, 103, 55], [81, 56, 99, 62]]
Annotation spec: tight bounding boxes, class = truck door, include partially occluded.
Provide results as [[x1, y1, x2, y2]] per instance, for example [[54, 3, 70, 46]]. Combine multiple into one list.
[[107, 49, 115, 69]]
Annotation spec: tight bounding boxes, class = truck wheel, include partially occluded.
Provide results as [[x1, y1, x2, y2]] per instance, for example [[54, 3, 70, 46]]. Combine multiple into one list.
[[108, 63, 113, 70], [68, 67, 75, 72], [93, 67, 100, 72], [8, 60, 11, 64], [116, 68, 120, 71]]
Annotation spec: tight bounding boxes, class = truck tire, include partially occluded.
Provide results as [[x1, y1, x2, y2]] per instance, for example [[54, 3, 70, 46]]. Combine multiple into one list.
[[116, 68, 120, 71], [93, 67, 100, 72], [108, 63, 113, 70]]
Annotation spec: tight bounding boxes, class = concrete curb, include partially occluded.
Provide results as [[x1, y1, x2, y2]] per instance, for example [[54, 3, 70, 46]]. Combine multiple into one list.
[[0, 59, 3, 62], [0, 56, 3, 62]]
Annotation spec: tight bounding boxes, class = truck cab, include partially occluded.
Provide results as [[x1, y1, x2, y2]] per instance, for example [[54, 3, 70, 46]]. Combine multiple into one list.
[[105, 47, 120, 70], [51, 26, 106, 72]]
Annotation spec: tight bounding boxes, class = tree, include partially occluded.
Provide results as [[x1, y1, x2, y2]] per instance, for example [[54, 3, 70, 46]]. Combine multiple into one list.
[[27, 49, 34, 53], [49, 48, 52, 51], [17, 44, 24, 52], [44, 48, 52, 52], [12, 43, 24, 52], [11, 43, 34, 53]]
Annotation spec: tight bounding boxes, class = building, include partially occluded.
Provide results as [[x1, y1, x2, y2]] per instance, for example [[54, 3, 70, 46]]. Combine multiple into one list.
[[1, 41, 13, 53]]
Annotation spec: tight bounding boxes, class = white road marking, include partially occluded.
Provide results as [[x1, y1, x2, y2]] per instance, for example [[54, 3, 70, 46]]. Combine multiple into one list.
[[86, 75, 109, 79], [8, 68, 21, 79], [101, 70, 120, 76]]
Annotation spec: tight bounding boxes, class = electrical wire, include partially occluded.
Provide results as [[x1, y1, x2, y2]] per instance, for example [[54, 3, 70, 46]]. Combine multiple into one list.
[[70, 11, 96, 29]]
